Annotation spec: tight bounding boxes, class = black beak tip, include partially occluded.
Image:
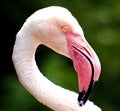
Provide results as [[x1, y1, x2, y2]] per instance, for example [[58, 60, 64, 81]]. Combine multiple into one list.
[[78, 100, 84, 106], [78, 91, 86, 106], [78, 81, 98, 106]]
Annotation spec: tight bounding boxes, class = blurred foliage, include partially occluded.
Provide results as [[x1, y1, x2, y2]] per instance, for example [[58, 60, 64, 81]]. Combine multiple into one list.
[[1, 0, 120, 111]]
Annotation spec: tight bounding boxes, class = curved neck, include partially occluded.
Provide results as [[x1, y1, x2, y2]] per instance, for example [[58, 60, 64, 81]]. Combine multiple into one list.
[[12, 29, 101, 111]]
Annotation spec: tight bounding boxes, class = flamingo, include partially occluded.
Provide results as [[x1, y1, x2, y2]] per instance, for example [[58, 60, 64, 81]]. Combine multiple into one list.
[[12, 6, 101, 111]]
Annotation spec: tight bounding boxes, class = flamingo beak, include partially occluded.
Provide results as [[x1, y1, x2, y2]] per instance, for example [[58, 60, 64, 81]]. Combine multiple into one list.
[[72, 45, 98, 106], [65, 33, 101, 106]]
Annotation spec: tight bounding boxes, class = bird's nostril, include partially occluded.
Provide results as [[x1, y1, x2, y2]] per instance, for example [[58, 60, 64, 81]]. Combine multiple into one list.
[[83, 47, 91, 57]]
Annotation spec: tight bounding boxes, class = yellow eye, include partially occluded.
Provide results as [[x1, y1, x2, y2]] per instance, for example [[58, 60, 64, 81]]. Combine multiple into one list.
[[62, 25, 68, 33]]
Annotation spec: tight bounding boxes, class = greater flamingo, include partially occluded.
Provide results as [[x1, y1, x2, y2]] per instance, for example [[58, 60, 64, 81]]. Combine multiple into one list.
[[12, 6, 101, 111]]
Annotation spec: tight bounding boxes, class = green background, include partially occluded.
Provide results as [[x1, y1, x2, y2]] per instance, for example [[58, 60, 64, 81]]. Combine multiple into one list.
[[1, 0, 120, 111]]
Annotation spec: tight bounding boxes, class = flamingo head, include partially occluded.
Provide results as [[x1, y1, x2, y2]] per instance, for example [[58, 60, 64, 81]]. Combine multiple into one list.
[[27, 6, 101, 106]]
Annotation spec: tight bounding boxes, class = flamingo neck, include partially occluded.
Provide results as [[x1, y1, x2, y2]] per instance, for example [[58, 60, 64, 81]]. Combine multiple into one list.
[[12, 30, 79, 111]]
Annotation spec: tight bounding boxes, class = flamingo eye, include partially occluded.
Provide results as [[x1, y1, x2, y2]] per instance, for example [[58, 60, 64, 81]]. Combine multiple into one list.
[[61, 25, 69, 33]]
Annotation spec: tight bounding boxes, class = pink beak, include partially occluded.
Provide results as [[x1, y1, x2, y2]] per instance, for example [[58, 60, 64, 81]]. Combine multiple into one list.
[[65, 32, 101, 106]]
